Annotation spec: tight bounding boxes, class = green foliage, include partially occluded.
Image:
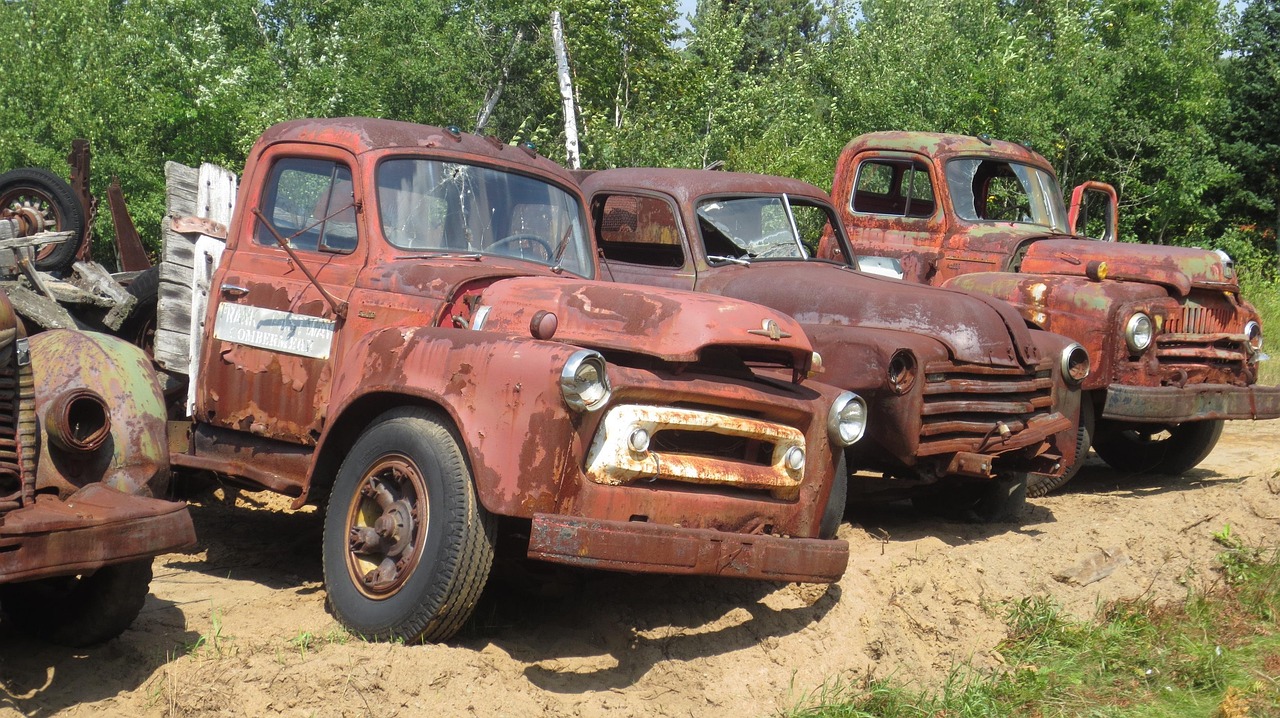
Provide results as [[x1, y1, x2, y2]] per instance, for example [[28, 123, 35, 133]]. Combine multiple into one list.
[[789, 540, 1280, 717], [0, 0, 1268, 275]]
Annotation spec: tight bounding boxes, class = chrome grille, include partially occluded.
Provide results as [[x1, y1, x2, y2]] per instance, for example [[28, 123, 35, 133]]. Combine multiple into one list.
[[920, 361, 1056, 456], [0, 351, 33, 516]]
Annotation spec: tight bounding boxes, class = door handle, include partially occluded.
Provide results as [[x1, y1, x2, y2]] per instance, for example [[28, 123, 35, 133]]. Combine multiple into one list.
[[221, 283, 250, 298]]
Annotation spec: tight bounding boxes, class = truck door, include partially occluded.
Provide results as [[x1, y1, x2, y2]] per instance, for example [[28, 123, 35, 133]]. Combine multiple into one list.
[[199, 147, 366, 445], [834, 151, 945, 281]]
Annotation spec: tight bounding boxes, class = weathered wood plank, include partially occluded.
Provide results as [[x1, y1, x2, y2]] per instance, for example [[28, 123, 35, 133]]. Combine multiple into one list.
[[183, 166, 234, 412], [157, 161, 201, 372]]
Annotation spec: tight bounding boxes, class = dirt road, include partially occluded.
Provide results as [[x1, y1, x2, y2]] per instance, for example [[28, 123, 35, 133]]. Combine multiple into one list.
[[3, 420, 1278, 717]]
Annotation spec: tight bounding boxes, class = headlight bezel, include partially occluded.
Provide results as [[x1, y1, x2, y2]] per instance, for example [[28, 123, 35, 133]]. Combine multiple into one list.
[[560, 349, 612, 412], [827, 391, 868, 447], [1245, 320, 1262, 352], [1060, 342, 1090, 386], [1124, 312, 1154, 353]]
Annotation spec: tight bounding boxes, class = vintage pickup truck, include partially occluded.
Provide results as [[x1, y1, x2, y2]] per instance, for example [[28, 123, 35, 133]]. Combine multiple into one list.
[[0, 220, 194, 645], [823, 132, 1280, 476], [578, 168, 1086, 509], [152, 118, 864, 643]]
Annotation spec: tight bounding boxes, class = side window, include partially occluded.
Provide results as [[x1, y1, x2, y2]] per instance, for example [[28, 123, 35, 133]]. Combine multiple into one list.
[[256, 158, 358, 253], [790, 204, 837, 256], [851, 159, 935, 218], [597, 194, 685, 268]]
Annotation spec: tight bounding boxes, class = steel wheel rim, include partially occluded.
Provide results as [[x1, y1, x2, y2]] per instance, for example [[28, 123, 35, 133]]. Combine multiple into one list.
[[0, 186, 65, 260], [344, 453, 429, 600]]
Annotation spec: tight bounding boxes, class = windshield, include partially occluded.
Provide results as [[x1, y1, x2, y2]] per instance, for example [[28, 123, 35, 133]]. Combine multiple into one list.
[[376, 158, 593, 278], [696, 196, 839, 261], [946, 157, 1069, 232]]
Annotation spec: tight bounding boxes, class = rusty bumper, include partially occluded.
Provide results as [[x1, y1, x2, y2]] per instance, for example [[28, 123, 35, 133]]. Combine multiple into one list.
[[1102, 383, 1280, 423], [0, 484, 197, 584], [527, 514, 848, 583]]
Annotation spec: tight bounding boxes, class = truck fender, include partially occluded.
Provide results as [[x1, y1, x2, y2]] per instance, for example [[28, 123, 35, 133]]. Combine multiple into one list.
[[317, 326, 587, 518], [29, 330, 170, 500]]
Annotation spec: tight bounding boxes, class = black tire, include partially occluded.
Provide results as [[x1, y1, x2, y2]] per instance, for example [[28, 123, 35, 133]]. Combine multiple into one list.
[[1028, 398, 1096, 497], [0, 559, 153, 646], [118, 266, 160, 354], [1092, 418, 1224, 475], [913, 473, 1028, 523], [819, 451, 849, 540], [322, 407, 495, 643], [0, 167, 85, 273]]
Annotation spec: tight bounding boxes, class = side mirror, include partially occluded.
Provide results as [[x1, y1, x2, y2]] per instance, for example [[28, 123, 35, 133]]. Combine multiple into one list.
[[856, 255, 905, 279], [1068, 181, 1118, 242]]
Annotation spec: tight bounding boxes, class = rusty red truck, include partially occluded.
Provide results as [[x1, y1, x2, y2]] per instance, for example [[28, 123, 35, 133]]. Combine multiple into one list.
[[153, 118, 863, 643], [0, 221, 194, 645], [824, 132, 1280, 480], [578, 168, 1086, 513]]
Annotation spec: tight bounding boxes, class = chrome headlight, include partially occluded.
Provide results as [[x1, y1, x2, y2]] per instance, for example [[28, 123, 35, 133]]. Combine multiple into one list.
[[1060, 343, 1090, 386], [827, 391, 867, 446], [1245, 320, 1262, 351], [1214, 249, 1235, 279], [1124, 312, 1154, 353], [560, 350, 611, 412]]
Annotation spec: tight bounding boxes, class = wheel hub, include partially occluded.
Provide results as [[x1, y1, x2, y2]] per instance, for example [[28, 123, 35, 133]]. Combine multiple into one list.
[[345, 457, 428, 598]]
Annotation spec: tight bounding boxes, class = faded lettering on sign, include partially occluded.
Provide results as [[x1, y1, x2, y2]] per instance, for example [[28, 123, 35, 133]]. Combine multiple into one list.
[[213, 303, 335, 359]]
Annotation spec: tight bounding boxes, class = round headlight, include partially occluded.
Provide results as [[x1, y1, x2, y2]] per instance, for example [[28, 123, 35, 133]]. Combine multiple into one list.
[[560, 350, 611, 412], [828, 391, 867, 446], [1214, 248, 1235, 279], [1124, 312, 1154, 353], [1060, 343, 1090, 386], [1245, 320, 1262, 351], [888, 349, 917, 395]]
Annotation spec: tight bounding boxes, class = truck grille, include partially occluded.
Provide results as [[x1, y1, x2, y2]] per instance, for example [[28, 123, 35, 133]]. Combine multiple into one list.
[[919, 361, 1057, 456], [1155, 292, 1250, 375], [0, 349, 34, 517], [1164, 296, 1237, 335]]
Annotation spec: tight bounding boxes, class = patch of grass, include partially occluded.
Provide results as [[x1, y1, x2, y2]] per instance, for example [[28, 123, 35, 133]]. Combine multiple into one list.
[[789, 540, 1280, 718]]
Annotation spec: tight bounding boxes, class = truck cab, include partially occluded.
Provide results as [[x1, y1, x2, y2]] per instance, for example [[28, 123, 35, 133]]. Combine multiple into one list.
[[580, 167, 1087, 510], [159, 118, 864, 643], [825, 132, 1280, 475]]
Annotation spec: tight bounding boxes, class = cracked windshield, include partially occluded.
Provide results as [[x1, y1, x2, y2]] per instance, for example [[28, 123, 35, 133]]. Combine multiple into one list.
[[696, 196, 836, 260], [376, 158, 593, 277], [946, 157, 1069, 232]]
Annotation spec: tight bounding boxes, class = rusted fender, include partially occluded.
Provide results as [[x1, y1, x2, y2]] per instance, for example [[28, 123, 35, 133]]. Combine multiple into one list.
[[696, 262, 1039, 368], [320, 326, 583, 517], [1019, 239, 1237, 296], [29, 331, 170, 499], [944, 271, 1166, 390], [476, 277, 815, 371]]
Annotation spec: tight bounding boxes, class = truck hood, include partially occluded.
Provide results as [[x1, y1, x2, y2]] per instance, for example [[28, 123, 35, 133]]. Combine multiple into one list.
[[1018, 239, 1237, 297], [474, 276, 816, 370], [695, 261, 1041, 368]]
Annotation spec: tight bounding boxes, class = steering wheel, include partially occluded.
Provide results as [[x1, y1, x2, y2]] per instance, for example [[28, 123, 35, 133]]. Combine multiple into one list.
[[489, 233, 553, 261]]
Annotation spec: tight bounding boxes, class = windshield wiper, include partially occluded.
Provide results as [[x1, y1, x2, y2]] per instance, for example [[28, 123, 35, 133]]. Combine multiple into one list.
[[707, 255, 751, 266]]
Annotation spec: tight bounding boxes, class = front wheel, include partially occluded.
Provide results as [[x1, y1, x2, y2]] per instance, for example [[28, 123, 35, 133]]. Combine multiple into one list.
[[1092, 418, 1224, 475], [913, 473, 1028, 523], [0, 559, 153, 646], [322, 407, 495, 643], [1028, 399, 1095, 497]]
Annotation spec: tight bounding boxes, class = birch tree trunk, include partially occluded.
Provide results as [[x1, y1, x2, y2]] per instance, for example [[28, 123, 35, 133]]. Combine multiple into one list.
[[551, 11, 580, 169]]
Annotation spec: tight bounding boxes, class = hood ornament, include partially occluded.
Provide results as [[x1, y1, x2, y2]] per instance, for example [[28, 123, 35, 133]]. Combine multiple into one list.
[[749, 319, 792, 341]]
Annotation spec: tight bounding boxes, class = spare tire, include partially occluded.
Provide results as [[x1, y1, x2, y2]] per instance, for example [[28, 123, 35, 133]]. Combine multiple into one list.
[[0, 167, 86, 273]]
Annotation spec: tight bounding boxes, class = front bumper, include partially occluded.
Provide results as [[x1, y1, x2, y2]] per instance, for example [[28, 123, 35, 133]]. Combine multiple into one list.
[[0, 484, 197, 583], [527, 513, 848, 583], [1102, 383, 1280, 422]]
